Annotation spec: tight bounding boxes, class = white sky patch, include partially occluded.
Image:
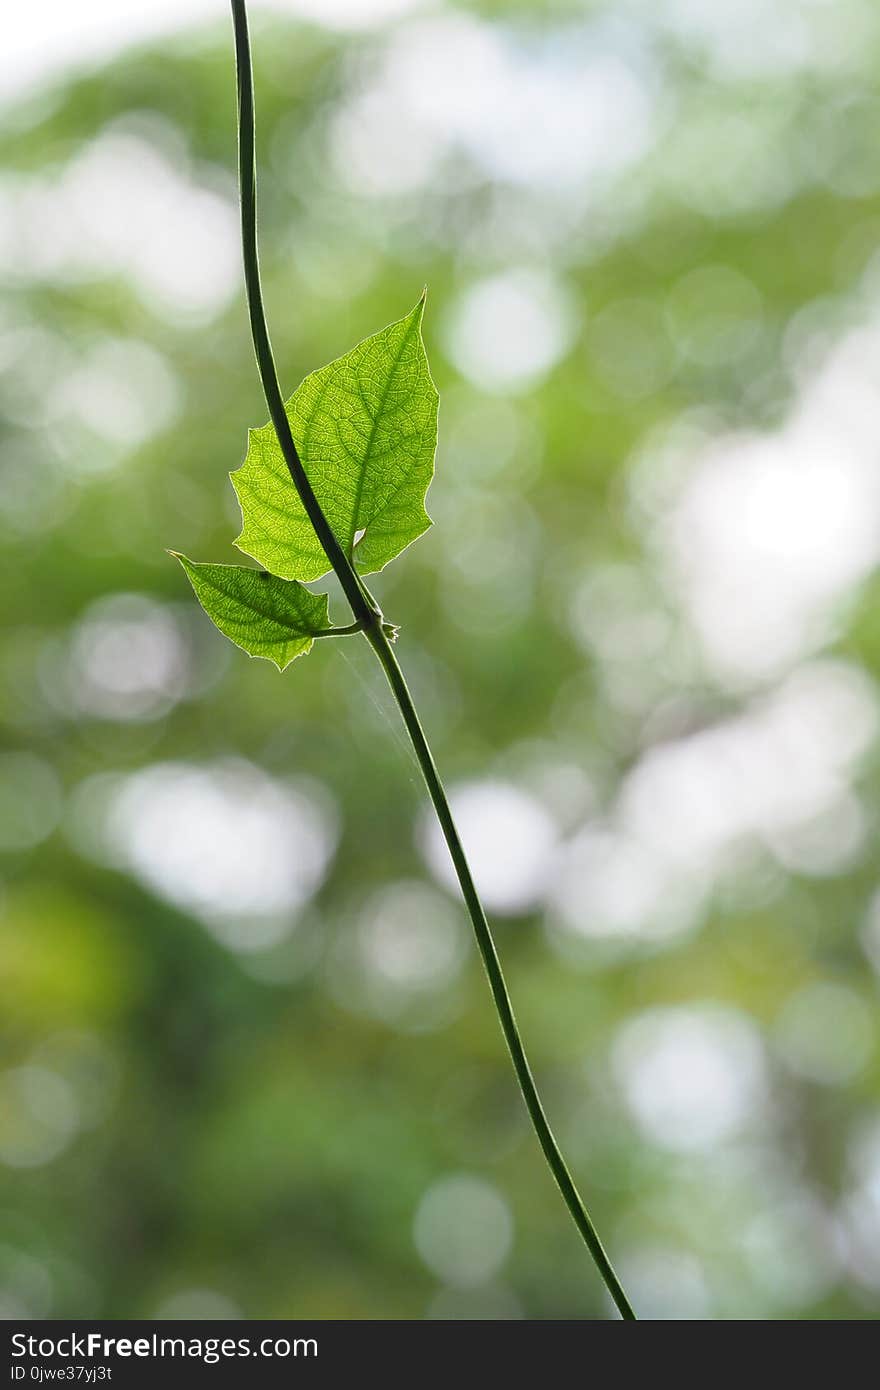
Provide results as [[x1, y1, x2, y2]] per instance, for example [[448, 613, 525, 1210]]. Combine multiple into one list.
[[612, 1004, 767, 1153], [0, 1067, 80, 1169], [552, 660, 876, 947], [614, 1247, 712, 1320], [840, 1118, 880, 1291], [644, 0, 878, 79], [54, 594, 192, 724], [280, 0, 423, 30], [52, 338, 182, 460], [551, 826, 706, 947], [860, 892, 880, 978], [332, 13, 658, 197], [0, 128, 240, 323], [444, 270, 579, 395], [94, 760, 338, 949], [413, 1174, 513, 1287], [619, 660, 877, 871], [356, 881, 467, 993], [328, 880, 468, 1030], [0, 0, 426, 101], [418, 780, 558, 916], [654, 322, 880, 685], [569, 562, 673, 667], [662, 107, 800, 220], [742, 1192, 842, 1310], [330, 87, 443, 198]]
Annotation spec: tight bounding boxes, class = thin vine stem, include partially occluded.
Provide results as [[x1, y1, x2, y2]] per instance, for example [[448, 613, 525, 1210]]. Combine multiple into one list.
[[231, 0, 378, 631], [229, 0, 635, 1322], [363, 619, 635, 1319]]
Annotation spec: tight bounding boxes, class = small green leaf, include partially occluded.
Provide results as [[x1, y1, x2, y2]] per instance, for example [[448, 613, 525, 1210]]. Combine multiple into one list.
[[231, 295, 438, 582], [172, 553, 330, 671]]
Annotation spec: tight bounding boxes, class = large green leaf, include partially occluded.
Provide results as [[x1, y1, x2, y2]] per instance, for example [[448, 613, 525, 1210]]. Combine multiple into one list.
[[172, 554, 330, 670], [231, 296, 438, 582]]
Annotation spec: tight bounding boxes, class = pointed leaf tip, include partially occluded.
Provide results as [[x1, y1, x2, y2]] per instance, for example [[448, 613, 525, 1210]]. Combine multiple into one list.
[[175, 555, 330, 672], [231, 299, 438, 583]]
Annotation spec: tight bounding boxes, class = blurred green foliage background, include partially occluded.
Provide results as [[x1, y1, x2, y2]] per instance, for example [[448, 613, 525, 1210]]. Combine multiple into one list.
[[3, 0, 880, 1320]]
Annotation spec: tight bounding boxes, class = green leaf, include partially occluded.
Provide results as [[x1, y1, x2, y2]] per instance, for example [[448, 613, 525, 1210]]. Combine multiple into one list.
[[231, 295, 438, 582], [172, 554, 330, 671]]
